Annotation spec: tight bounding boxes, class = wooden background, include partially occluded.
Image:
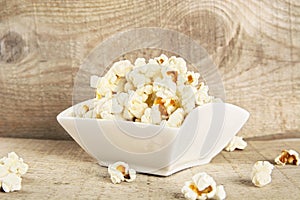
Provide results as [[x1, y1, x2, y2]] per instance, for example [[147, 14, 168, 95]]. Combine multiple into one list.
[[0, 0, 299, 140]]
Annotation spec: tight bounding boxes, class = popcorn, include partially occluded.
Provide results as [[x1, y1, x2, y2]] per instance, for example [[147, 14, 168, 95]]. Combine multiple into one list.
[[274, 149, 299, 166], [0, 152, 28, 193], [181, 172, 226, 200], [127, 90, 149, 119], [186, 71, 200, 86], [195, 83, 214, 106], [108, 161, 136, 184], [224, 136, 247, 152], [154, 54, 169, 66], [251, 161, 274, 187], [141, 105, 162, 125], [134, 57, 146, 67], [110, 60, 133, 77], [168, 56, 187, 74], [167, 108, 185, 128], [178, 85, 196, 114], [75, 54, 216, 128]]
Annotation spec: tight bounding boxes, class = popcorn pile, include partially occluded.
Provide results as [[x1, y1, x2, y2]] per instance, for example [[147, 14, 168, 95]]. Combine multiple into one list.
[[108, 161, 136, 184], [73, 54, 216, 127], [0, 152, 28, 193], [181, 172, 226, 200]]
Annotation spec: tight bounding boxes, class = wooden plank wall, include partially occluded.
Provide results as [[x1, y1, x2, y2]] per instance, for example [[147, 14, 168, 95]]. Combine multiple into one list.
[[0, 0, 299, 140]]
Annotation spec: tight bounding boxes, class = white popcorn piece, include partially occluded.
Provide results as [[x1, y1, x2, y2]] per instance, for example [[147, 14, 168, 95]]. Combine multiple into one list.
[[186, 71, 200, 86], [0, 152, 28, 193], [195, 83, 214, 106], [251, 161, 274, 187], [224, 136, 247, 152], [108, 161, 136, 184], [181, 172, 226, 200], [110, 60, 133, 77], [127, 90, 149, 119], [127, 67, 152, 88], [275, 149, 300, 166], [167, 108, 185, 128], [154, 54, 169, 66], [178, 85, 196, 114], [134, 57, 146, 67], [168, 56, 187, 74], [0, 173, 22, 193]]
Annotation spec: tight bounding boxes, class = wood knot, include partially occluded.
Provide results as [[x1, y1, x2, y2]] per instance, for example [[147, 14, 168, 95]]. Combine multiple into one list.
[[0, 31, 26, 63]]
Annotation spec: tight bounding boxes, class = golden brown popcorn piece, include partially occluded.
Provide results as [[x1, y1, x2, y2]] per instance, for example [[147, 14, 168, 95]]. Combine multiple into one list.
[[275, 149, 300, 166]]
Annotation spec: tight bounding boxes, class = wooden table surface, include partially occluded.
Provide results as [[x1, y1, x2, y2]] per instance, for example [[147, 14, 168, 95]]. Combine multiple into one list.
[[0, 137, 299, 199]]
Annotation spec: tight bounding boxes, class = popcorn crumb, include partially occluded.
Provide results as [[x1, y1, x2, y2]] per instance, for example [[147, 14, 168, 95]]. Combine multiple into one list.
[[274, 149, 299, 166], [181, 172, 226, 200], [251, 161, 274, 187], [0, 152, 28, 193], [224, 136, 247, 152], [108, 162, 136, 184]]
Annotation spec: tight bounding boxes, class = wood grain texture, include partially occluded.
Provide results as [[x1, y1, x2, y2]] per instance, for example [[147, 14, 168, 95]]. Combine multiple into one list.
[[0, 0, 299, 139], [0, 137, 299, 199]]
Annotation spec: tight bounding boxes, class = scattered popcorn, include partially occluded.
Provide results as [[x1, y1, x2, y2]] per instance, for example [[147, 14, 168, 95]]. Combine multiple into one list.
[[108, 161, 136, 184], [74, 55, 216, 128], [181, 172, 226, 200], [0, 152, 28, 193], [274, 149, 299, 166], [251, 161, 274, 187], [224, 136, 247, 152]]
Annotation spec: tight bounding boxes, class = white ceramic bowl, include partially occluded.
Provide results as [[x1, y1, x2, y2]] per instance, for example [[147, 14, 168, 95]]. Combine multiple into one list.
[[57, 100, 249, 176]]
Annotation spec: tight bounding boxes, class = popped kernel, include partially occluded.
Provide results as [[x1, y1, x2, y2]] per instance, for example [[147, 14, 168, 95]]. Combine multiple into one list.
[[181, 172, 226, 200], [108, 162, 136, 184], [0, 152, 28, 193], [251, 161, 274, 187], [275, 149, 299, 166], [224, 136, 247, 152]]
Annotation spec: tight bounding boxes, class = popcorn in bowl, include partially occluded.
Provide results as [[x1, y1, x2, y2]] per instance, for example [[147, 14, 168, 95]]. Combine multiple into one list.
[[58, 52, 250, 176], [73, 54, 217, 128]]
